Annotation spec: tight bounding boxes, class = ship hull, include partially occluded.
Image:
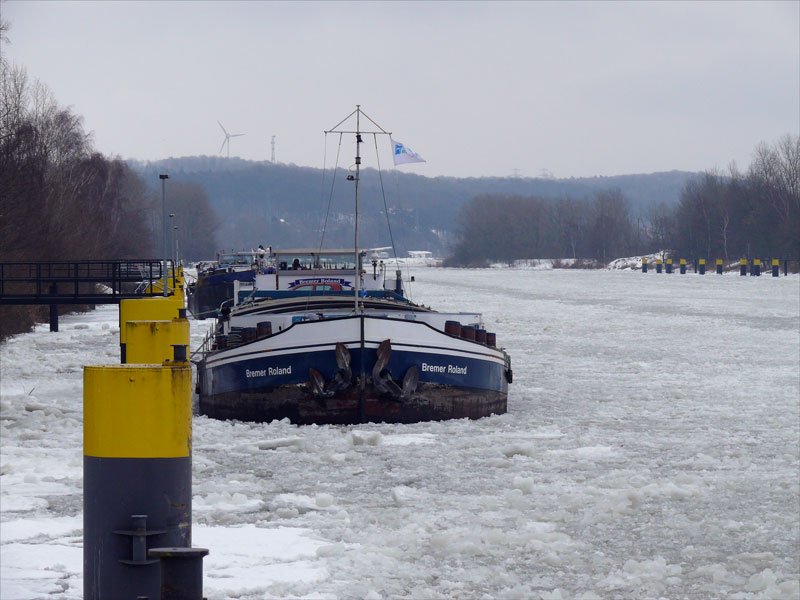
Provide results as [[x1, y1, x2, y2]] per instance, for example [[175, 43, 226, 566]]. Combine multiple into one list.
[[196, 315, 510, 425], [198, 384, 507, 425]]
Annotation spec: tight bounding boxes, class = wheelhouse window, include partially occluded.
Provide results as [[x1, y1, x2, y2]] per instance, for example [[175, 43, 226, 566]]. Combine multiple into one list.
[[277, 253, 357, 270], [218, 253, 253, 266], [316, 253, 357, 270]]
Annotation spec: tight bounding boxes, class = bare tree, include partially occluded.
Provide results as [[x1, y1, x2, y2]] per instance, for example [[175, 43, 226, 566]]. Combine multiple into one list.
[[1, 61, 155, 338], [750, 134, 800, 221], [587, 189, 634, 262], [552, 196, 587, 260], [160, 181, 222, 261], [648, 202, 675, 259]]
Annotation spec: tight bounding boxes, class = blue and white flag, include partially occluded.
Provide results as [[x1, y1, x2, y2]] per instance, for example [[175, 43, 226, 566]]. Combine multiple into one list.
[[391, 138, 426, 165]]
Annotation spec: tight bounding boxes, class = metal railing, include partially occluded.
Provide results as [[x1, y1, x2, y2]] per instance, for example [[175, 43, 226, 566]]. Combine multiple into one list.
[[0, 259, 176, 305]]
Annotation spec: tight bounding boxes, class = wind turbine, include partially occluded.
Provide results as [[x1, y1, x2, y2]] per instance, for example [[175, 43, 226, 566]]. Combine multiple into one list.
[[217, 121, 245, 158]]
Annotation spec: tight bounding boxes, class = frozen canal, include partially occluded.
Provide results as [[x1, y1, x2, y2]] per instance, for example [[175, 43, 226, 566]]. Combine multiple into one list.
[[1, 268, 798, 599]]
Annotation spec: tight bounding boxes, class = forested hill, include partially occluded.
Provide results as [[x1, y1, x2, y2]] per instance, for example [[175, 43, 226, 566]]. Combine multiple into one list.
[[131, 156, 696, 255]]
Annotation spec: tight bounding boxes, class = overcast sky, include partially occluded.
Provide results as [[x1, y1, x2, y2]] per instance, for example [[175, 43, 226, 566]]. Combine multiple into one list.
[[2, 1, 798, 178]]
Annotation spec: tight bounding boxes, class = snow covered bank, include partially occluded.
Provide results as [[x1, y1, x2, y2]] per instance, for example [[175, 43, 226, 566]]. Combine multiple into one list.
[[484, 255, 799, 272], [489, 258, 624, 270], [2, 269, 798, 598]]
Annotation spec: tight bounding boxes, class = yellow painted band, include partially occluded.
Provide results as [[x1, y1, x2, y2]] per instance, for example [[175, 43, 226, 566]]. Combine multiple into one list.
[[754, 259, 761, 265], [679, 259, 687, 265], [84, 365, 191, 458], [699, 259, 706, 265], [740, 258, 747, 265], [772, 259, 780, 266], [716, 259, 723, 265], [125, 319, 190, 364], [119, 298, 184, 343]]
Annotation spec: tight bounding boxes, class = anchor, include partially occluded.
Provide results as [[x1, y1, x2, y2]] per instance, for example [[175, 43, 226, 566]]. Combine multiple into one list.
[[307, 342, 353, 398], [328, 342, 353, 394], [308, 368, 331, 399], [372, 339, 418, 400]]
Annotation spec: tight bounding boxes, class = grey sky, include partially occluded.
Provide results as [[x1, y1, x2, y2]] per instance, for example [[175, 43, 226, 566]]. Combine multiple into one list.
[[3, 0, 798, 178]]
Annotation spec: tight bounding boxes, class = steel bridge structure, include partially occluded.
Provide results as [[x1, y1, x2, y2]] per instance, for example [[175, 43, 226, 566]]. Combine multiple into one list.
[[0, 259, 177, 331]]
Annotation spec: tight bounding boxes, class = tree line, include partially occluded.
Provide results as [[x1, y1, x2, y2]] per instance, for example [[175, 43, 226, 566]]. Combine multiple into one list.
[[0, 66, 151, 263], [0, 60, 220, 339], [134, 157, 694, 257], [669, 136, 798, 261], [447, 135, 799, 266]]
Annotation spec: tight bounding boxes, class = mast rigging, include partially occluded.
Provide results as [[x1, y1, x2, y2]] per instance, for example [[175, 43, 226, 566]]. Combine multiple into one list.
[[324, 105, 392, 313]]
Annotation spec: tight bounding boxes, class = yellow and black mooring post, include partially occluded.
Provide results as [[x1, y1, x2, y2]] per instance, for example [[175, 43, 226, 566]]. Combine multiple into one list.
[[772, 258, 780, 277], [119, 297, 185, 363], [739, 258, 747, 276], [679, 258, 687, 274], [666, 258, 674, 274], [656, 258, 663, 273], [716, 258, 723, 275], [698, 258, 706, 275], [149, 547, 210, 600], [641, 258, 648, 273], [83, 351, 192, 600], [125, 317, 190, 365], [752, 258, 761, 276]]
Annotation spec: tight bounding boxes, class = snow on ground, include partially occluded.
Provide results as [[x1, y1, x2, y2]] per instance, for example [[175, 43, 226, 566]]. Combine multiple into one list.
[[491, 254, 767, 271], [1, 269, 799, 599]]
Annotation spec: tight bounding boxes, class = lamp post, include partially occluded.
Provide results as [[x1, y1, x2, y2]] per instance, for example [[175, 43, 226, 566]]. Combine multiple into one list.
[[173, 225, 180, 265], [169, 213, 175, 269], [159, 174, 169, 296]]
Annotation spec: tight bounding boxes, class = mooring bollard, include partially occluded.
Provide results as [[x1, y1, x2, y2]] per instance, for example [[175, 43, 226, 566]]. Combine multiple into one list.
[[83, 354, 192, 600], [679, 258, 687, 274], [125, 318, 190, 364], [656, 258, 663, 273], [171, 266, 187, 306], [716, 259, 723, 275], [699, 258, 706, 275], [149, 547, 209, 600], [740, 258, 747, 276], [120, 297, 186, 363], [772, 258, 780, 277], [752, 258, 761, 276], [641, 258, 648, 273], [665, 258, 673, 274]]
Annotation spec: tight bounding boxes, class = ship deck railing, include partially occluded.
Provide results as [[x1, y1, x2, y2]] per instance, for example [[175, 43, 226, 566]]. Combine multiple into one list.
[[236, 289, 411, 305]]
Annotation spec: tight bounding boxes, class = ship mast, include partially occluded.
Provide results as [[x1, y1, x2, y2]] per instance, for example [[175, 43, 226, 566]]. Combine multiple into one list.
[[354, 106, 362, 313], [325, 105, 391, 313]]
